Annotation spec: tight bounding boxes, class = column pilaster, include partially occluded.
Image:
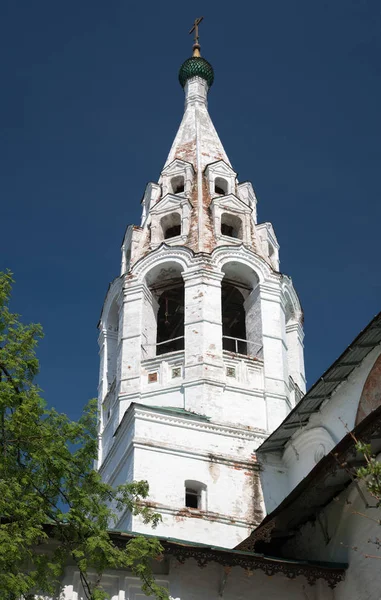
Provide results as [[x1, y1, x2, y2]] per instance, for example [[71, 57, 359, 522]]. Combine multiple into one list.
[[258, 281, 290, 431], [182, 267, 224, 383]]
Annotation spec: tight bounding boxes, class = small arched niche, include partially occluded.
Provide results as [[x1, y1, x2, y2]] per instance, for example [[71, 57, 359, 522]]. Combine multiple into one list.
[[215, 177, 228, 196], [143, 261, 185, 358], [221, 213, 243, 239], [161, 212, 181, 240], [170, 175, 185, 195]]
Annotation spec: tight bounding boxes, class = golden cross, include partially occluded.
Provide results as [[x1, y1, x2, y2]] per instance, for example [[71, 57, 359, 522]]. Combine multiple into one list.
[[189, 16, 204, 46]]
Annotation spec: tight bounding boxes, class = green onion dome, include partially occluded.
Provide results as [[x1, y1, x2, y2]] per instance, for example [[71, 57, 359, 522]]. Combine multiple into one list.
[[178, 56, 214, 89]]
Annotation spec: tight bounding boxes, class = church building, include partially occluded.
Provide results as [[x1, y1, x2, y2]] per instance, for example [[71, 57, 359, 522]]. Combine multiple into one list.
[[60, 22, 381, 600], [97, 24, 305, 550]]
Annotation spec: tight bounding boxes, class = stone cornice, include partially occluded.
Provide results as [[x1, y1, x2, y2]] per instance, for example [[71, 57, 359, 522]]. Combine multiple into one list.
[[150, 193, 193, 214], [182, 268, 224, 284], [126, 502, 257, 530], [286, 321, 304, 339], [210, 193, 253, 214], [133, 405, 267, 443], [113, 402, 266, 445]]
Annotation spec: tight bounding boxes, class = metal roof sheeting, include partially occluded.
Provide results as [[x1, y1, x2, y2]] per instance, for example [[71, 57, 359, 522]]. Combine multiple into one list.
[[259, 312, 381, 454]]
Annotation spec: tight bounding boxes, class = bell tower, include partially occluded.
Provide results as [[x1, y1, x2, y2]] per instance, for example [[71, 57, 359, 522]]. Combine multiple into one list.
[[97, 23, 305, 547]]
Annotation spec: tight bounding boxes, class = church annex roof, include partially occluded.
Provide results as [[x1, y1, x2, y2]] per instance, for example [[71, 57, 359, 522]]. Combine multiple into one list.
[[109, 530, 346, 589], [237, 404, 381, 556], [258, 312, 381, 454]]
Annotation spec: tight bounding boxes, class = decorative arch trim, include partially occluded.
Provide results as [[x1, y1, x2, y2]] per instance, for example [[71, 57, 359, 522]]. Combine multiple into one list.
[[131, 244, 195, 282], [282, 275, 303, 324], [356, 353, 381, 425], [283, 426, 336, 468], [99, 276, 123, 329], [212, 245, 274, 284]]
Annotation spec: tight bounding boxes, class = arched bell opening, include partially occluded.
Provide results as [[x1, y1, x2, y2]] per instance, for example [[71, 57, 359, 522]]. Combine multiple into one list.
[[221, 261, 262, 358], [143, 261, 185, 358], [156, 284, 184, 355], [222, 283, 247, 354]]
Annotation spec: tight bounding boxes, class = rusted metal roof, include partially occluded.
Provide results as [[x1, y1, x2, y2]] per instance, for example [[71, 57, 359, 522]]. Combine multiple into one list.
[[259, 312, 381, 454]]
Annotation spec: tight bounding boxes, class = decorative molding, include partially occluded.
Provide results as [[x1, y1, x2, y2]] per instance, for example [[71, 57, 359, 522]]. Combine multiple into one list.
[[133, 406, 267, 443], [212, 245, 276, 284], [130, 503, 257, 530], [109, 533, 346, 589], [99, 276, 123, 327], [132, 245, 195, 281], [132, 437, 261, 469]]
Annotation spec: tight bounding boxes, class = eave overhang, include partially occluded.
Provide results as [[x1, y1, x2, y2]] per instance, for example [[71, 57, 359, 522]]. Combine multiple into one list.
[[109, 531, 346, 589], [237, 405, 381, 556], [258, 312, 381, 454]]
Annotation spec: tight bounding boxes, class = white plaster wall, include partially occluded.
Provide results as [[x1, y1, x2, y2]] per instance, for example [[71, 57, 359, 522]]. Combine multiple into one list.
[[279, 346, 381, 496], [283, 426, 336, 495], [286, 322, 306, 393], [101, 406, 265, 546], [310, 347, 381, 442], [283, 477, 381, 600], [58, 557, 330, 600], [258, 453, 288, 513]]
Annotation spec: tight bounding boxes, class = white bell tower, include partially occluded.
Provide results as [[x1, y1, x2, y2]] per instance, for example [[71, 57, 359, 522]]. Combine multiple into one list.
[[97, 35, 305, 548]]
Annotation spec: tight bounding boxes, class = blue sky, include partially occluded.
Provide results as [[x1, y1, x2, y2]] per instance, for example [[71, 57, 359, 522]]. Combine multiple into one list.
[[1, 0, 380, 420]]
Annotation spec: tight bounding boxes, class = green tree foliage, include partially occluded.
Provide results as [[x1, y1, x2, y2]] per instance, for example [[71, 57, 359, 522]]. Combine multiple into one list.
[[0, 272, 168, 600], [355, 440, 381, 507]]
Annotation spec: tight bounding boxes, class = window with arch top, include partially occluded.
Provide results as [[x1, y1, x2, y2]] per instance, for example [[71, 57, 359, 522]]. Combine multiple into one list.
[[161, 212, 181, 240], [221, 213, 243, 239], [221, 282, 247, 354], [171, 175, 185, 195], [214, 177, 228, 195]]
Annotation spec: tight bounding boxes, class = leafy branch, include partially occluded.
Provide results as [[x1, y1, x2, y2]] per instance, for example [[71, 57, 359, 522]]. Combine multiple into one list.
[[0, 272, 168, 600]]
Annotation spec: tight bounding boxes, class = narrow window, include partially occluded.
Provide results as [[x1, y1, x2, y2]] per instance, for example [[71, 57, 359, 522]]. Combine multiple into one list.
[[161, 213, 181, 240], [184, 480, 207, 510], [221, 282, 247, 355], [221, 213, 242, 239], [171, 175, 185, 195], [185, 488, 199, 508], [156, 283, 184, 356], [215, 177, 228, 195]]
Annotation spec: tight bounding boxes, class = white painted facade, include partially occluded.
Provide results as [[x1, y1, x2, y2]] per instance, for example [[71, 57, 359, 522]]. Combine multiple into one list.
[[37, 38, 381, 600], [282, 475, 381, 600], [97, 65, 305, 547], [58, 559, 333, 600], [260, 345, 381, 512]]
